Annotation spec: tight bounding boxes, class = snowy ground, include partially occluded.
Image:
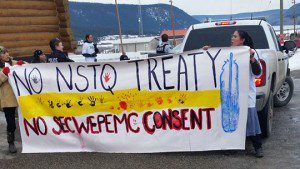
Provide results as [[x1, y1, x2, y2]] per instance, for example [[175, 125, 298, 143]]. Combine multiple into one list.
[[289, 50, 300, 71], [69, 52, 150, 62]]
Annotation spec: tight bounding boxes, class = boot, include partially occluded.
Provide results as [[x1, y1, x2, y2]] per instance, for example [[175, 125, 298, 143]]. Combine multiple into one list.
[[7, 132, 17, 153], [254, 148, 263, 158]]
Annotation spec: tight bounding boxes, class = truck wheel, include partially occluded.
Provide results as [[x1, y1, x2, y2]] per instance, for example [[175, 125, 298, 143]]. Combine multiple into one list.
[[274, 76, 294, 107], [258, 91, 274, 138]]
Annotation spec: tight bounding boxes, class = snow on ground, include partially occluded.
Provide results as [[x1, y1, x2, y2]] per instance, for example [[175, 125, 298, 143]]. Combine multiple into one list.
[[289, 50, 300, 71], [69, 52, 149, 62]]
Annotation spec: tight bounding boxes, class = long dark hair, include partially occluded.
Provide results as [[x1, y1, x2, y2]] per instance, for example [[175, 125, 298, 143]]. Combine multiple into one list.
[[236, 30, 254, 49]]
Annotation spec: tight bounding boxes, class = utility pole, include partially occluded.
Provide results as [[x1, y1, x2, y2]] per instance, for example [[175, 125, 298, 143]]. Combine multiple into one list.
[[292, 0, 296, 36], [169, 0, 176, 46], [280, 0, 284, 34], [230, 0, 233, 20], [114, 0, 126, 56], [138, 0, 144, 37]]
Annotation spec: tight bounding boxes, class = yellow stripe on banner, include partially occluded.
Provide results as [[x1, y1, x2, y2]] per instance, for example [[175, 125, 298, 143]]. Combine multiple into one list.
[[19, 89, 221, 120]]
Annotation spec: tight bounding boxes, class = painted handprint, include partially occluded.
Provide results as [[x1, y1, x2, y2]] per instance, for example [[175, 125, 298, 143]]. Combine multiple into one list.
[[177, 94, 187, 104], [56, 100, 62, 108], [31, 75, 40, 84], [155, 97, 163, 105], [65, 100, 72, 108], [167, 97, 173, 104], [147, 102, 153, 107], [104, 73, 111, 82], [37, 97, 44, 105], [88, 96, 97, 106], [78, 97, 84, 106], [119, 101, 127, 110], [99, 95, 104, 104], [220, 52, 240, 133], [138, 100, 145, 108], [48, 100, 54, 109]]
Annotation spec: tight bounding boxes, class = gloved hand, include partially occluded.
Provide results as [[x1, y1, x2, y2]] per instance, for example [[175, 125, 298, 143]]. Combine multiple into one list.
[[17, 60, 25, 66], [94, 44, 99, 54], [2, 67, 10, 76]]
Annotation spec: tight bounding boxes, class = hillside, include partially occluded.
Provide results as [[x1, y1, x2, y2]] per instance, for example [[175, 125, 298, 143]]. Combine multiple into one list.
[[69, 2, 199, 40], [193, 3, 300, 26], [193, 10, 280, 22]]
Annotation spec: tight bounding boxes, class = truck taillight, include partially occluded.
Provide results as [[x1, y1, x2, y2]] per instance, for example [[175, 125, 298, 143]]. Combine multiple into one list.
[[215, 21, 236, 26], [255, 59, 266, 87]]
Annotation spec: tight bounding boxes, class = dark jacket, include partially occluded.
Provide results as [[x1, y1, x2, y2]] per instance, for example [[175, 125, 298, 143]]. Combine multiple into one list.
[[47, 50, 74, 63]]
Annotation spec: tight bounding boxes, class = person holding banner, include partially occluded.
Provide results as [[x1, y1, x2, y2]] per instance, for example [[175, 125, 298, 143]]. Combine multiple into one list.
[[229, 30, 263, 158], [0, 46, 25, 153], [203, 30, 263, 158], [48, 38, 74, 63]]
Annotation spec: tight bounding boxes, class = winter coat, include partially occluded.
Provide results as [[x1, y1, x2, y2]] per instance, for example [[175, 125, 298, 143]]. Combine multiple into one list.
[[47, 50, 74, 63], [0, 60, 18, 108], [82, 41, 98, 57]]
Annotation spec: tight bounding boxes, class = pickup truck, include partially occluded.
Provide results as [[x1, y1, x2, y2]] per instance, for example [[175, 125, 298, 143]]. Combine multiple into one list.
[[177, 20, 297, 137]]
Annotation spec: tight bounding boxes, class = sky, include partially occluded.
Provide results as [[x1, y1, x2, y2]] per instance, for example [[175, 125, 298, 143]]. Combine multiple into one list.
[[70, 0, 296, 15]]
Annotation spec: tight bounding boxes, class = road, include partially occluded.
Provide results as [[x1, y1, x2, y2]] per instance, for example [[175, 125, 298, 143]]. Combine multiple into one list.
[[0, 72, 300, 169]]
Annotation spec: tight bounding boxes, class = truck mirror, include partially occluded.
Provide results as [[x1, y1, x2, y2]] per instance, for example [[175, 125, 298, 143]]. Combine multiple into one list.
[[284, 40, 296, 52]]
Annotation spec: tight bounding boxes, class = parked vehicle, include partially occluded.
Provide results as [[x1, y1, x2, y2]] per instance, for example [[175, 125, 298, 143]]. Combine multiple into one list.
[[179, 20, 297, 137], [294, 37, 300, 48]]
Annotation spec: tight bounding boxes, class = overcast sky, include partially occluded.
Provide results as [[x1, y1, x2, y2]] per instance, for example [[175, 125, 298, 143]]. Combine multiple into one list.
[[70, 0, 296, 15]]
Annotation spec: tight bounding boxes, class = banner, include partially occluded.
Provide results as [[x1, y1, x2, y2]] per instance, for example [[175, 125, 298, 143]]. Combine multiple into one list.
[[9, 47, 250, 153]]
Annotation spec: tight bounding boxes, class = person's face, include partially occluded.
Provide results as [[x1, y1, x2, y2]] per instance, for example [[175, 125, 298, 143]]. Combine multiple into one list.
[[231, 31, 245, 46], [0, 52, 10, 62], [39, 53, 46, 62], [55, 42, 64, 51], [88, 35, 93, 42]]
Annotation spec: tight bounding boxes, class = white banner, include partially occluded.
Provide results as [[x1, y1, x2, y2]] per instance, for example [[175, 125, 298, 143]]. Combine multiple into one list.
[[8, 47, 250, 153]]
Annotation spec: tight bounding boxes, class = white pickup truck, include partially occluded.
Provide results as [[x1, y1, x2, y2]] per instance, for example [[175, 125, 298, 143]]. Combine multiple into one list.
[[178, 20, 297, 137]]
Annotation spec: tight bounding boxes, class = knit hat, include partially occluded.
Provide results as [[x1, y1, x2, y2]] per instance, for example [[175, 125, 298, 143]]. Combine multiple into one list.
[[0, 46, 8, 55], [49, 38, 61, 51]]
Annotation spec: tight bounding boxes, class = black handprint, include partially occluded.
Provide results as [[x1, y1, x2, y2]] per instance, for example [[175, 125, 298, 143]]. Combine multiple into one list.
[[65, 100, 72, 108], [48, 101, 54, 109], [88, 96, 96, 106], [56, 100, 62, 108], [78, 97, 84, 106]]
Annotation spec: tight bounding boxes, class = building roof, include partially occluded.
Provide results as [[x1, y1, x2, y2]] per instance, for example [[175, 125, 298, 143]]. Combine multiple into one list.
[[160, 29, 187, 38], [100, 37, 158, 45]]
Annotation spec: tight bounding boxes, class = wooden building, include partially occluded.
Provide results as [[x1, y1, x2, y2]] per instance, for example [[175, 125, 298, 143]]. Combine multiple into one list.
[[0, 0, 76, 57]]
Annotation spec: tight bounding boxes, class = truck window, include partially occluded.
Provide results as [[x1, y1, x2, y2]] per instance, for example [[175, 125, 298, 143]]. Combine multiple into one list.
[[268, 25, 280, 51], [183, 25, 269, 52]]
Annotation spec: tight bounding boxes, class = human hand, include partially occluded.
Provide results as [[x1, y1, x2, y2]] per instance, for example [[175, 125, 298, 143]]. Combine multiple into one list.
[[17, 60, 25, 66], [202, 45, 211, 50], [2, 67, 10, 75], [250, 49, 255, 58]]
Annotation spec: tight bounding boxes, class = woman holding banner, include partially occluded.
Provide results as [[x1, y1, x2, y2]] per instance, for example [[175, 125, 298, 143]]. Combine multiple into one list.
[[203, 30, 263, 158], [231, 30, 263, 158], [0, 46, 25, 153]]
